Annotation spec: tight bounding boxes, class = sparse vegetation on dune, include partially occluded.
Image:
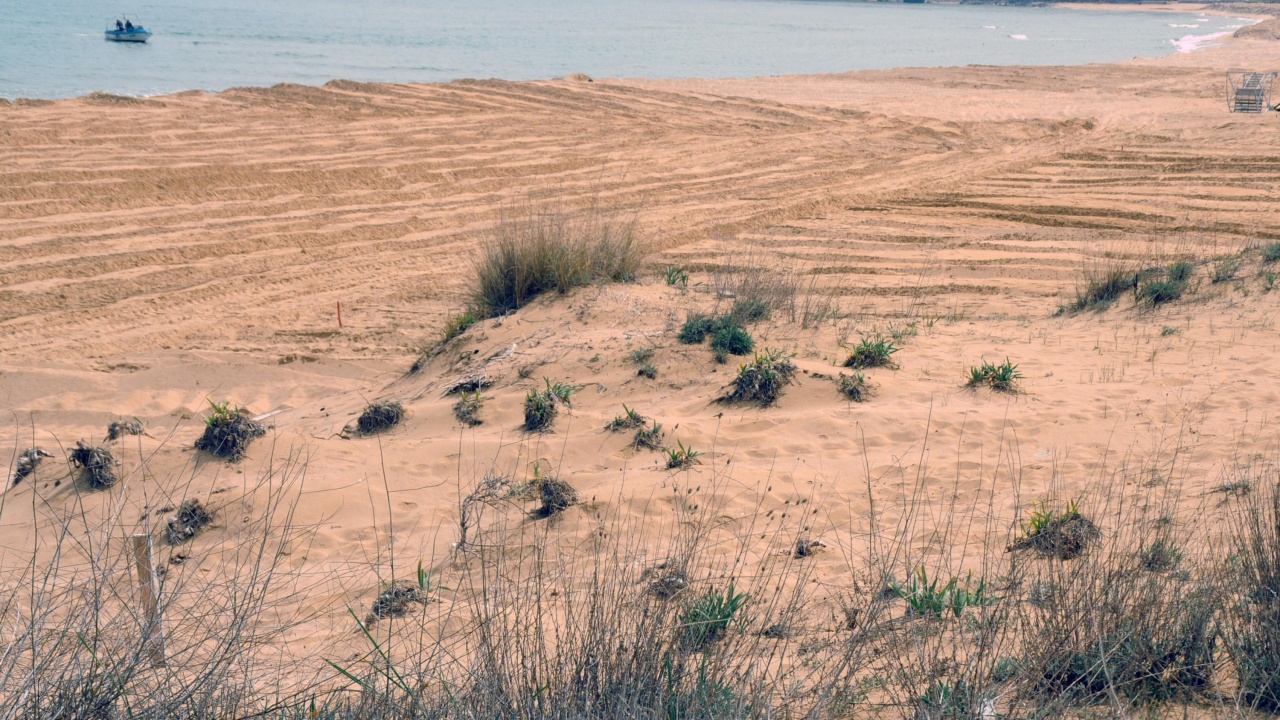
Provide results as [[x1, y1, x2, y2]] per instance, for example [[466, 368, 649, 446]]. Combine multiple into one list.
[[679, 313, 754, 357], [664, 440, 701, 469], [452, 391, 483, 427], [604, 404, 646, 432], [10, 411, 1280, 719], [1139, 260, 1193, 307], [441, 309, 478, 343], [1263, 242, 1280, 264], [632, 420, 665, 451], [837, 372, 872, 402]]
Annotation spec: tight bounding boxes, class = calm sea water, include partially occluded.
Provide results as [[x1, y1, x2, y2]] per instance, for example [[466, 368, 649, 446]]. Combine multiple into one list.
[[0, 0, 1249, 100]]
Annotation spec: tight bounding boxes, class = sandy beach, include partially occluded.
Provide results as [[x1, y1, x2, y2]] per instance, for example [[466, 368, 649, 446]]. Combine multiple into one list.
[[3, 10, 1280, 713]]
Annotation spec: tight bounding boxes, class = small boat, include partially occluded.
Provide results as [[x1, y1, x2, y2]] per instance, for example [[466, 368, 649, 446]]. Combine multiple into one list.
[[105, 17, 152, 43]]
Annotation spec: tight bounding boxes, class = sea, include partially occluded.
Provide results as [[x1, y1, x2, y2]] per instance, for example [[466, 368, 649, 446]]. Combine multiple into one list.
[[0, 0, 1251, 100]]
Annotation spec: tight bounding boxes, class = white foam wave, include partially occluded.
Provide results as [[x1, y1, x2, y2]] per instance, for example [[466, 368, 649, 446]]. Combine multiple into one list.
[[1010, 33, 1028, 40], [1171, 31, 1232, 53], [1168, 24, 1199, 29]]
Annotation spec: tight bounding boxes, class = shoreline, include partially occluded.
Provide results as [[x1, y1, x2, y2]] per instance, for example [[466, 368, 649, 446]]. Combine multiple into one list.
[[0, 2, 1260, 104]]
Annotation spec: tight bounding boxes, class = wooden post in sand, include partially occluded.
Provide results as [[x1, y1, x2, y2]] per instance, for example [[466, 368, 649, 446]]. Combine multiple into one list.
[[130, 533, 167, 667]]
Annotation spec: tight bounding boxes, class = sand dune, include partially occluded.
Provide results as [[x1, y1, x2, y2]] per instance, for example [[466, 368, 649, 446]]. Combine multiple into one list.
[[3, 24, 1280, 699]]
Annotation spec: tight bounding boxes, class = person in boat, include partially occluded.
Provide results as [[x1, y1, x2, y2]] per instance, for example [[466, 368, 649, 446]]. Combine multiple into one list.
[[125, 20, 134, 31], [116, 20, 124, 31]]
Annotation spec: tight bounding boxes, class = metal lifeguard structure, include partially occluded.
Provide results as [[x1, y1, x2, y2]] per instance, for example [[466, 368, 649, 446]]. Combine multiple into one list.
[[1227, 71, 1276, 113]]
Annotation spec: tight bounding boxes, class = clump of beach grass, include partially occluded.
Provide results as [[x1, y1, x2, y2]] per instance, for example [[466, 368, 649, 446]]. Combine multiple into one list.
[[837, 372, 871, 402], [843, 335, 898, 370], [724, 349, 797, 407], [468, 202, 645, 318], [965, 358, 1022, 393], [1066, 257, 1140, 313], [1139, 260, 1192, 307], [524, 379, 574, 432], [1008, 500, 1099, 560]]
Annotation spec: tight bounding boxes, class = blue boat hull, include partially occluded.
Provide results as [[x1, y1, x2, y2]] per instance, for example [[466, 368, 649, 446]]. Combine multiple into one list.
[[105, 29, 151, 42]]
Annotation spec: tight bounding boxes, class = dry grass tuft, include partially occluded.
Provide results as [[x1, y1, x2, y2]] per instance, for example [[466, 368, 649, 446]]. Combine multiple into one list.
[[469, 202, 645, 318], [711, 250, 802, 323]]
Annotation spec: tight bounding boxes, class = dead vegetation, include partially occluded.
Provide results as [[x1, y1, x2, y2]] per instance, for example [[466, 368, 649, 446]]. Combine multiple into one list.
[[10, 447, 52, 486], [356, 400, 405, 434], [365, 580, 430, 623], [166, 499, 214, 545], [69, 441, 117, 489], [105, 418, 144, 442], [532, 471, 578, 518]]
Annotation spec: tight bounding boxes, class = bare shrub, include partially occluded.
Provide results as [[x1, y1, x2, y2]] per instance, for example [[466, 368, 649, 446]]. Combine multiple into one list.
[[1016, 486, 1220, 710], [1219, 465, 1280, 712], [0, 447, 318, 718], [799, 272, 840, 329]]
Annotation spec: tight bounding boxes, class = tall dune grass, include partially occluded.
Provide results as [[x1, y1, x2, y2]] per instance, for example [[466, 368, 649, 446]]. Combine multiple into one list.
[[469, 203, 646, 318]]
